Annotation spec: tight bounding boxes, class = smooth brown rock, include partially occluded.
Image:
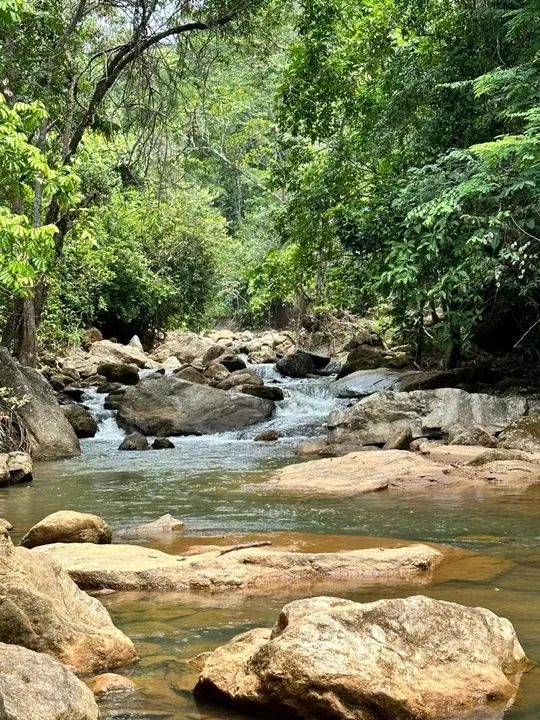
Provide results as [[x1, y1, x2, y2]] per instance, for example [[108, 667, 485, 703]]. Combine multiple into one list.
[[254, 430, 279, 442], [240, 384, 285, 401], [217, 370, 263, 391], [0, 537, 136, 672], [194, 595, 530, 720], [0, 642, 99, 720], [175, 365, 207, 384], [296, 441, 327, 459], [20, 511, 112, 549], [34, 542, 442, 593], [96, 362, 139, 385], [255, 450, 453, 497], [152, 437, 175, 449], [87, 672, 137, 695], [89, 340, 159, 370]]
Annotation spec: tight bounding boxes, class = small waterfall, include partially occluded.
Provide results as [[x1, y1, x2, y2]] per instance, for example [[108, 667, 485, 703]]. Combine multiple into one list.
[[81, 388, 124, 442]]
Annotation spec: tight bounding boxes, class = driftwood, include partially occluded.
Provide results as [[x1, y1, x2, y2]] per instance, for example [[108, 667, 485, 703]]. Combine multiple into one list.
[[218, 541, 272, 556]]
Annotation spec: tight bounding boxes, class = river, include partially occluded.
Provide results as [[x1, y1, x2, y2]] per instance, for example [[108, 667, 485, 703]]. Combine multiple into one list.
[[0, 368, 539, 719]]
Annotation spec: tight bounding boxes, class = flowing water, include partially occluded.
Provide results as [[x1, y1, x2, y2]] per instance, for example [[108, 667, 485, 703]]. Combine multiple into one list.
[[1, 368, 539, 719]]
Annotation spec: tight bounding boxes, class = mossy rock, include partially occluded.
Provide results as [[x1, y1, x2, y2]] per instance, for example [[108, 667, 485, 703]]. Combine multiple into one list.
[[499, 414, 540, 452]]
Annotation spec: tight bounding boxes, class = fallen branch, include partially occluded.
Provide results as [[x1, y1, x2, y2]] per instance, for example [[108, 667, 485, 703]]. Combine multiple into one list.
[[219, 541, 272, 556]]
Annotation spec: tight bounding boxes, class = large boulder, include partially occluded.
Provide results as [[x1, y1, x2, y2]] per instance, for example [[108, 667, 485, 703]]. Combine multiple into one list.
[[89, 339, 158, 369], [150, 331, 214, 364], [34, 542, 442, 593], [115, 375, 275, 436], [327, 389, 527, 447], [499, 414, 540, 452], [0, 642, 99, 720], [61, 404, 98, 439], [276, 350, 330, 378], [194, 595, 530, 720], [20, 511, 112, 549], [0, 348, 80, 460], [96, 362, 139, 385], [118, 431, 150, 451], [0, 537, 136, 672], [0, 452, 32, 486]]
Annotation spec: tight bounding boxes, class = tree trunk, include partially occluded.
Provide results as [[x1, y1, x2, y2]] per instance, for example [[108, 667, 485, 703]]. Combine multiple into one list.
[[1, 295, 38, 367]]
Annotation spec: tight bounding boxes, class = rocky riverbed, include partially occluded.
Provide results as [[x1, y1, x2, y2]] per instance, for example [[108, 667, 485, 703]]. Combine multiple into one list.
[[1, 325, 540, 719]]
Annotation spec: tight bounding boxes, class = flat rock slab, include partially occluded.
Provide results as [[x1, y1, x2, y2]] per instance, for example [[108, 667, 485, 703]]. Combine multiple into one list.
[[256, 449, 540, 497], [33, 542, 443, 593]]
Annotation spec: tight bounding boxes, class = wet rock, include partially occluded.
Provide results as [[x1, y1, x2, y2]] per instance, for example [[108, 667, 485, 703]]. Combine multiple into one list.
[[254, 430, 279, 442], [117, 513, 184, 538], [35, 542, 442, 593], [0, 347, 80, 460], [152, 437, 175, 449], [239, 384, 284, 402], [119, 431, 150, 451], [96, 381, 122, 394], [61, 385, 86, 402], [383, 426, 413, 450], [96, 362, 139, 385], [0, 536, 136, 672], [214, 350, 247, 372], [450, 425, 497, 447], [276, 351, 329, 378], [116, 375, 275, 436], [328, 389, 527, 447], [217, 370, 263, 391], [0, 642, 99, 719], [104, 389, 125, 410], [0, 452, 33, 486], [20, 511, 112, 548], [87, 672, 137, 695], [332, 367, 406, 398], [194, 595, 530, 720], [499, 414, 540, 452], [62, 404, 98, 438]]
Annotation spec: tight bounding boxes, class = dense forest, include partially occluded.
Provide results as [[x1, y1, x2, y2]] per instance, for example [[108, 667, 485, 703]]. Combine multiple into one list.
[[1, 0, 539, 366]]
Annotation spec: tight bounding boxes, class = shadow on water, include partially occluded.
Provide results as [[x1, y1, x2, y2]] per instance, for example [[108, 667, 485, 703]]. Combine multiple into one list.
[[0, 369, 539, 718]]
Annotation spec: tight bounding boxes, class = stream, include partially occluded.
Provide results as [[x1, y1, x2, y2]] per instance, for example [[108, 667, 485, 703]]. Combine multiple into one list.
[[1, 368, 539, 719]]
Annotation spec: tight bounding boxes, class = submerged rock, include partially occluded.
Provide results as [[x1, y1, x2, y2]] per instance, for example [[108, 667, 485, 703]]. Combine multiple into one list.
[[0, 642, 99, 720], [0, 537, 136, 672], [87, 672, 137, 696], [117, 513, 184, 538], [20, 511, 112, 548], [0, 347, 80, 460], [240, 384, 285, 401], [34, 542, 442, 593], [254, 430, 280, 442], [194, 595, 530, 720], [116, 374, 275, 436], [152, 437, 175, 449]]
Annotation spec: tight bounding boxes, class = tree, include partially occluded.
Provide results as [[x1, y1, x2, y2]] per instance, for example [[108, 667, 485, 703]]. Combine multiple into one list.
[[0, 0, 270, 364]]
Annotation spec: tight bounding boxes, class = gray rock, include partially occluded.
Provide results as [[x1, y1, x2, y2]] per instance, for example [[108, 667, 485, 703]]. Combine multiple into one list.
[[328, 389, 527, 447], [61, 404, 98, 438], [0, 452, 33, 486], [276, 351, 329, 378], [116, 375, 275, 436], [119, 432, 150, 451], [0, 642, 99, 720], [499, 414, 540, 452], [239, 384, 285, 401], [152, 437, 175, 449], [0, 347, 80, 460], [175, 366, 207, 385]]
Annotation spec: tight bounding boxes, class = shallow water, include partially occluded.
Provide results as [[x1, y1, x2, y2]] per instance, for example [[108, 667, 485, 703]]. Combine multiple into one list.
[[1, 370, 539, 719]]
